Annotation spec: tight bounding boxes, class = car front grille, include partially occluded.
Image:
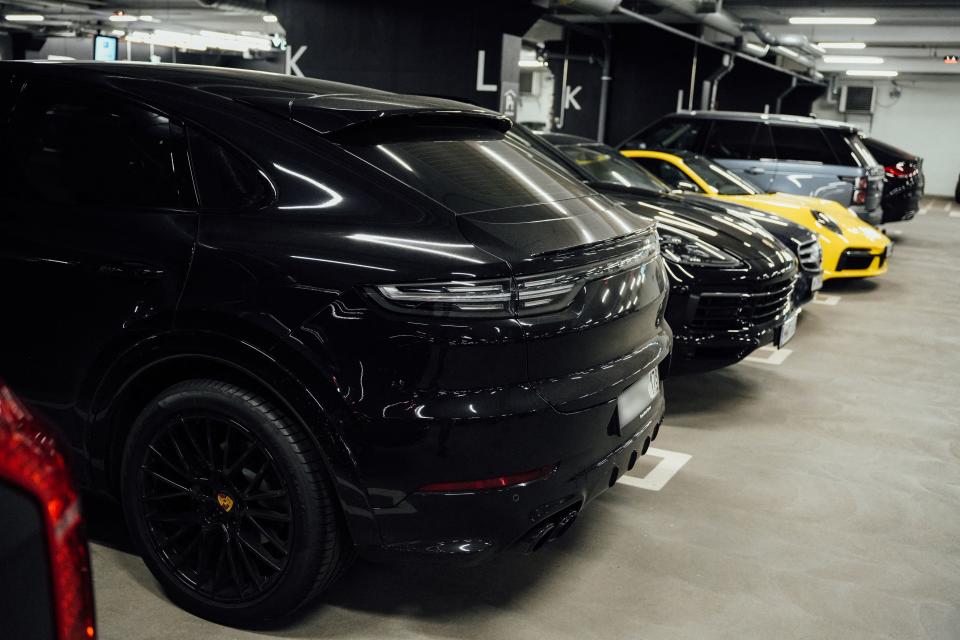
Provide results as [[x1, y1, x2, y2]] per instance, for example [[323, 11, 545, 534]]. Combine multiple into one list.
[[691, 279, 795, 332], [797, 239, 822, 273]]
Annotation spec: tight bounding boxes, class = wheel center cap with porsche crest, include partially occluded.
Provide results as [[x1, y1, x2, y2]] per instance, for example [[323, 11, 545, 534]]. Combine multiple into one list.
[[216, 492, 235, 513]]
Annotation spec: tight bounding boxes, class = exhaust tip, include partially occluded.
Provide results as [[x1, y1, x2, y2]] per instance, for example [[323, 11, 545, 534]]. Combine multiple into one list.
[[641, 436, 651, 455]]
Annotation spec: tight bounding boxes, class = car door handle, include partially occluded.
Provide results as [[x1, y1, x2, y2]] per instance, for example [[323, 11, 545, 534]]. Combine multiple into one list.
[[98, 263, 166, 280], [745, 167, 766, 175]]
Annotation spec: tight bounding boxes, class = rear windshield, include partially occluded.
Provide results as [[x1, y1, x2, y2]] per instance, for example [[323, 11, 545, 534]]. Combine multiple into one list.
[[339, 126, 593, 214], [557, 144, 669, 193], [684, 156, 763, 196], [863, 137, 916, 164]]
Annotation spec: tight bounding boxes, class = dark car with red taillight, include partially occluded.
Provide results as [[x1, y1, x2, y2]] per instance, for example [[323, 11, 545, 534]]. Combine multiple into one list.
[[0, 382, 96, 640], [862, 136, 925, 223], [0, 61, 670, 626]]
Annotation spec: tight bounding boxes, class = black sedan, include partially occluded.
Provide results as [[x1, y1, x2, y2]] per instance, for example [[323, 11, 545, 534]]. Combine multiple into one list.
[[862, 136, 925, 223], [519, 130, 801, 372], [0, 61, 671, 625]]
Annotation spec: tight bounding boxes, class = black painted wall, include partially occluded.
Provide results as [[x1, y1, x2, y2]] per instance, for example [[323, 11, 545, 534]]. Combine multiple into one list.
[[267, 0, 542, 110], [714, 62, 793, 113], [605, 24, 723, 145]]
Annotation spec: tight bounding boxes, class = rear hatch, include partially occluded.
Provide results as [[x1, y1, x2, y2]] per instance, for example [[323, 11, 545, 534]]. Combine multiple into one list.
[[289, 100, 667, 411]]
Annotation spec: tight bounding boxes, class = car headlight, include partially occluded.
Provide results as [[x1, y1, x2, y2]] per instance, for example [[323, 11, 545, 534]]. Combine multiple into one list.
[[811, 210, 843, 235], [659, 233, 741, 268]]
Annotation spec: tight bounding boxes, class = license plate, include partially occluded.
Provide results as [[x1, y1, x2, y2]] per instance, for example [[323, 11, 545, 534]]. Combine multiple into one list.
[[777, 311, 799, 348], [811, 274, 824, 292], [618, 368, 659, 429]]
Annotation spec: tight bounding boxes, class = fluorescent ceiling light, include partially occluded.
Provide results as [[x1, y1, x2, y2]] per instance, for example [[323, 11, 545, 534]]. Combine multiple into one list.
[[127, 29, 274, 53], [846, 69, 898, 77], [47, 55, 75, 60], [823, 55, 884, 64], [109, 13, 139, 23], [4, 14, 45, 22], [789, 17, 877, 25], [262, 14, 279, 23], [139, 15, 157, 22], [199, 30, 273, 52], [519, 59, 547, 68], [818, 42, 867, 50]]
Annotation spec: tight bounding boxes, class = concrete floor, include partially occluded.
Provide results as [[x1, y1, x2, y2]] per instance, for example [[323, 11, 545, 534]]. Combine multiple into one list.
[[88, 198, 960, 640]]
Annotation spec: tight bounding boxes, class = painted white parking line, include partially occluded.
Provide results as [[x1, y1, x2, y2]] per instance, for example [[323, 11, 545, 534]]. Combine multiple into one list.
[[949, 210, 960, 218], [812, 292, 841, 306], [743, 345, 793, 365], [942, 200, 953, 212], [618, 447, 691, 491]]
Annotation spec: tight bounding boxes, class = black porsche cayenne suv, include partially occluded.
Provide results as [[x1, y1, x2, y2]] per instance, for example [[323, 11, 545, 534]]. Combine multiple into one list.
[[0, 62, 671, 625]]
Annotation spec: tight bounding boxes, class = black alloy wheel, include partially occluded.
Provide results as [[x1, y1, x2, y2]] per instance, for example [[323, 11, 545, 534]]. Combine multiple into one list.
[[121, 380, 353, 626], [139, 413, 292, 602]]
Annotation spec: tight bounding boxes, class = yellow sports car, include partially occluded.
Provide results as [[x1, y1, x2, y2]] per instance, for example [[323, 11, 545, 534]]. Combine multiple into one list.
[[622, 150, 892, 280]]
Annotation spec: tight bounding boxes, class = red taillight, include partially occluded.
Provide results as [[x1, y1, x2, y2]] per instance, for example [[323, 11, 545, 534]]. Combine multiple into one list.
[[853, 190, 867, 204], [0, 384, 96, 640], [885, 163, 918, 178], [418, 464, 557, 493]]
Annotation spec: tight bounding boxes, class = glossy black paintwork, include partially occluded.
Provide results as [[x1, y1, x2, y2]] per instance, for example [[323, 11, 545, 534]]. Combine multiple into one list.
[[0, 62, 670, 560], [526, 130, 800, 370], [862, 137, 925, 223]]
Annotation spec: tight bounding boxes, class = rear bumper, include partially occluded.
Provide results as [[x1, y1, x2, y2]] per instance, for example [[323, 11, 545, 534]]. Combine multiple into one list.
[[354, 328, 671, 562], [849, 204, 883, 226], [881, 183, 923, 223], [361, 394, 666, 564]]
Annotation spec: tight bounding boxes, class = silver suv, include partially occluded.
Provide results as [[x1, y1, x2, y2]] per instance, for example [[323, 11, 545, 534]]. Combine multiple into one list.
[[620, 111, 885, 224]]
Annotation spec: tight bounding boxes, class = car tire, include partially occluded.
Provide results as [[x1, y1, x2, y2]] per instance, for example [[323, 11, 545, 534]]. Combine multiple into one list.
[[120, 379, 352, 627]]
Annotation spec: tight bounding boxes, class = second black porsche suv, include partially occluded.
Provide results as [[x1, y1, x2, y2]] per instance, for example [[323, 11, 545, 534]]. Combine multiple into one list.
[[519, 130, 804, 371], [0, 62, 671, 625]]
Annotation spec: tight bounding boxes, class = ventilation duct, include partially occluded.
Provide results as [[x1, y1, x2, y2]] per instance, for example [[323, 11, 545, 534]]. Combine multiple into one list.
[[195, 0, 268, 14]]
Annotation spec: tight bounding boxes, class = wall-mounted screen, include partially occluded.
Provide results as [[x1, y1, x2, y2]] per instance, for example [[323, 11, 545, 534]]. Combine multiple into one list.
[[94, 35, 119, 61]]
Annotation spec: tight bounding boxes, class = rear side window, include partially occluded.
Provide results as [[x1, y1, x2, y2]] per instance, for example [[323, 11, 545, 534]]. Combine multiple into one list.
[[621, 117, 708, 152], [0, 82, 193, 208], [704, 120, 777, 161], [341, 127, 592, 214], [863, 137, 915, 165], [771, 125, 839, 165], [189, 129, 268, 210]]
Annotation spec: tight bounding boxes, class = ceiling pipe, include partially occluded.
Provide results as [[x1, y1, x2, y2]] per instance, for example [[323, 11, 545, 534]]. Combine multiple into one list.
[[617, 0, 817, 69], [550, 0, 823, 81], [743, 23, 824, 59], [194, 0, 268, 14]]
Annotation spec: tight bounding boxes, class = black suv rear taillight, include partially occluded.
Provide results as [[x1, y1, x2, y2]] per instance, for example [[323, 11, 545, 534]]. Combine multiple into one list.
[[368, 231, 660, 317]]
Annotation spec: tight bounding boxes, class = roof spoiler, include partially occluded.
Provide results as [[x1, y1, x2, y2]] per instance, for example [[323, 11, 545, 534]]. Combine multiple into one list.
[[238, 92, 512, 138]]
